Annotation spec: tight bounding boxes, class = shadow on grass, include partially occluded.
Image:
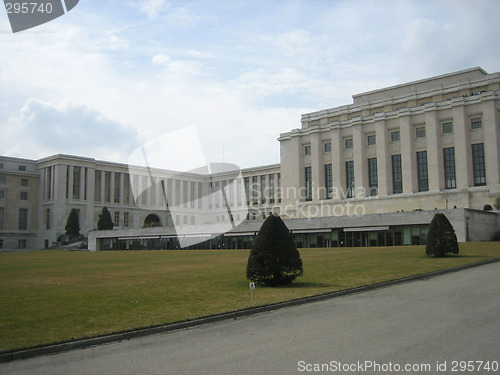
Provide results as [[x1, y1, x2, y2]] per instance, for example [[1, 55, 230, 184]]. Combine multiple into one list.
[[273, 281, 337, 289]]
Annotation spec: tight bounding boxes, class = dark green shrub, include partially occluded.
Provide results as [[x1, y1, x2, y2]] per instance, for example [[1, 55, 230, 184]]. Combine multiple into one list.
[[425, 213, 459, 257], [97, 206, 114, 230], [246, 214, 303, 286], [65, 208, 81, 237], [492, 231, 500, 241]]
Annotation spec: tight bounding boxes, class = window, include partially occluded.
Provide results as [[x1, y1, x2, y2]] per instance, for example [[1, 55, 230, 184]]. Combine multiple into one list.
[[305, 167, 312, 201], [18, 240, 27, 249], [46, 209, 51, 230], [94, 170, 102, 202], [367, 134, 376, 146], [114, 212, 120, 227], [416, 127, 426, 138], [0, 163, 3, 169], [416, 151, 429, 192], [443, 147, 456, 189], [252, 176, 258, 205], [269, 174, 275, 204], [73, 166, 81, 200], [244, 177, 250, 205], [325, 164, 333, 199], [124, 212, 129, 227], [324, 142, 332, 153], [471, 118, 482, 129], [472, 143, 486, 186], [114, 172, 121, 203], [20, 191, 28, 200], [0, 239, 3, 249], [260, 175, 266, 204], [105, 172, 112, 203], [19, 208, 28, 230], [0, 176, 6, 185], [368, 158, 378, 196], [304, 145, 311, 155], [0, 207, 4, 229], [0, 189, 4, 199], [345, 138, 353, 149], [391, 131, 400, 142], [345, 161, 355, 198], [442, 122, 453, 134], [18, 165, 26, 171], [21, 179, 28, 186], [391, 154, 402, 194]]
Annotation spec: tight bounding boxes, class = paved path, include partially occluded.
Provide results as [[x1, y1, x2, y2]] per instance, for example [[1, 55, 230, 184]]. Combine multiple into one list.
[[2, 263, 499, 375]]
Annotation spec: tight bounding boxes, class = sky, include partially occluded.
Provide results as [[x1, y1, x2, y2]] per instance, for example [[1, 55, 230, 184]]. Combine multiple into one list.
[[1, 0, 500, 169]]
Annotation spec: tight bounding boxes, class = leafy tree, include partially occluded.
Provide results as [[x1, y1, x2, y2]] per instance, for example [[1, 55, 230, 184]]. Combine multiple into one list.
[[247, 214, 303, 286], [425, 213, 459, 257], [97, 206, 114, 230], [65, 208, 81, 237]]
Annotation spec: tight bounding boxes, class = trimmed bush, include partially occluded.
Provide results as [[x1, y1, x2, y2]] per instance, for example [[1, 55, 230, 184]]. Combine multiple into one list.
[[65, 208, 81, 237], [97, 206, 114, 230], [425, 213, 459, 257], [246, 214, 303, 286]]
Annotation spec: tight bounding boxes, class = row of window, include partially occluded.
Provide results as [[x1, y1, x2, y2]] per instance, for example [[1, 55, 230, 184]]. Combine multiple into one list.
[[0, 163, 27, 171], [0, 177, 29, 186], [0, 239, 27, 250], [304, 118, 483, 154], [305, 143, 486, 199]]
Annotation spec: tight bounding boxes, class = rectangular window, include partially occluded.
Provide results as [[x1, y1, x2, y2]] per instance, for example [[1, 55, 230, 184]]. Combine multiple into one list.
[[416, 151, 429, 192], [95, 170, 102, 202], [443, 147, 456, 189], [84, 168, 88, 201], [252, 176, 258, 205], [305, 166, 312, 201], [0, 239, 3, 249], [66, 166, 70, 199], [18, 240, 27, 249], [260, 175, 266, 204], [278, 173, 281, 203], [442, 122, 453, 134], [21, 179, 28, 186], [304, 145, 311, 155], [105, 172, 112, 203], [269, 174, 275, 204], [472, 143, 486, 186], [0, 163, 3, 169], [345, 138, 353, 149], [73, 166, 81, 200], [367, 134, 376, 146], [18, 165, 26, 171], [391, 131, 400, 142], [46, 208, 51, 230], [416, 127, 426, 138], [325, 164, 333, 199], [345, 161, 355, 198], [114, 212, 120, 227], [471, 117, 482, 129], [237, 179, 243, 206], [183, 180, 188, 208], [0, 207, 4, 229], [46, 167, 52, 200], [391, 154, 403, 194], [20, 191, 28, 200], [0, 189, 5, 199], [244, 177, 250, 205], [324, 142, 332, 153], [114, 172, 121, 203], [19, 208, 28, 230], [191, 181, 196, 208], [0, 176, 5, 185], [368, 158, 378, 196], [124, 212, 129, 227]]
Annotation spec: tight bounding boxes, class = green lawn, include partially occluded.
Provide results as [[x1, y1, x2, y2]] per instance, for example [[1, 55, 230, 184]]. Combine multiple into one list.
[[0, 242, 499, 353]]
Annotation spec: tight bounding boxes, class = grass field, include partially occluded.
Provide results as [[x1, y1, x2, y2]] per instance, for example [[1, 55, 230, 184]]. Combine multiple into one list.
[[1, 242, 499, 353]]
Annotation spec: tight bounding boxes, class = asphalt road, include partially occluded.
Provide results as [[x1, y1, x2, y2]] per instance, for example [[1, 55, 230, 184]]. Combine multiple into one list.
[[2, 262, 499, 375]]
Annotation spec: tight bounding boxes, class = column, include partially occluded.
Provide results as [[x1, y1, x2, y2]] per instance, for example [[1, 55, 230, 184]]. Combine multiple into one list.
[[331, 127, 343, 200], [399, 116, 416, 193], [425, 111, 442, 191], [310, 130, 322, 201], [352, 123, 366, 196], [453, 105, 471, 189]]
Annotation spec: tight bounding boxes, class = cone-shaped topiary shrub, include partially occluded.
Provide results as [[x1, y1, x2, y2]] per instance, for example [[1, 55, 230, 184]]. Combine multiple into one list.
[[246, 214, 303, 286], [97, 206, 114, 230], [425, 213, 459, 257], [65, 208, 81, 238]]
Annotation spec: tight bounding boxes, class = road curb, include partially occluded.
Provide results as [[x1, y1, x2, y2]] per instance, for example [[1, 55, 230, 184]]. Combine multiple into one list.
[[1, 257, 499, 363]]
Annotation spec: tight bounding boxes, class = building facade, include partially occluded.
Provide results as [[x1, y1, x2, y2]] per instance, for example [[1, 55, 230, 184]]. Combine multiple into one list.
[[279, 67, 500, 218], [1, 67, 499, 250]]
